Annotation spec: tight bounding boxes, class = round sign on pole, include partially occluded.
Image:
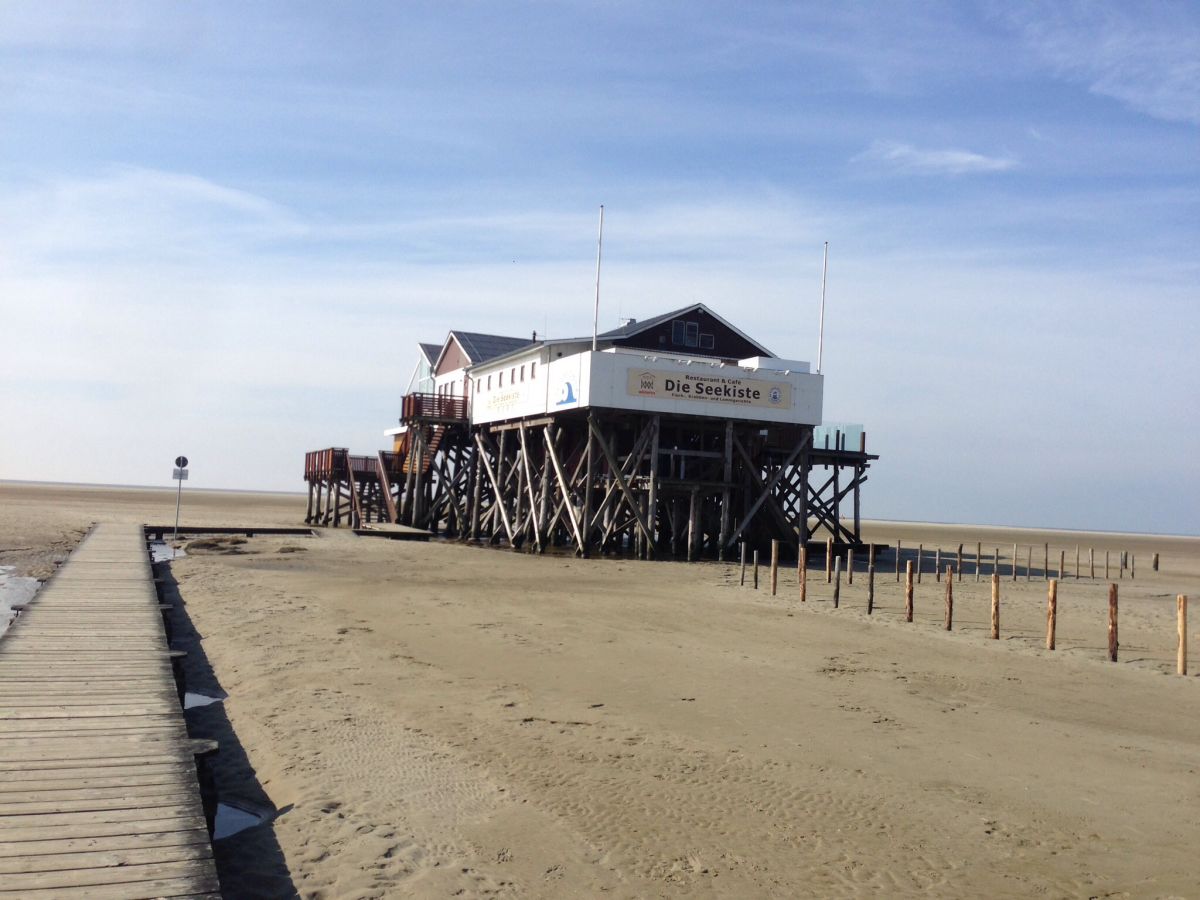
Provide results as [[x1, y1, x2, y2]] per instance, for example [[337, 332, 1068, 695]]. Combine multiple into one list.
[[175, 456, 188, 468]]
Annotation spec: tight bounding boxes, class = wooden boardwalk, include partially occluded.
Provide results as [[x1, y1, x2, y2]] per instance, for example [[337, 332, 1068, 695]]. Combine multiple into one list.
[[0, 524, 220, 898]]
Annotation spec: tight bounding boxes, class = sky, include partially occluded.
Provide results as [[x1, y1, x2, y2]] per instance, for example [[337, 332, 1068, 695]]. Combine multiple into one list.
[[0, 1, 1196, 534]]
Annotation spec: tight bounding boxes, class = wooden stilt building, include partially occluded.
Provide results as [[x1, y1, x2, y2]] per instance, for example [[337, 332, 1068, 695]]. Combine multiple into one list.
[[305, 303, 877, 557]]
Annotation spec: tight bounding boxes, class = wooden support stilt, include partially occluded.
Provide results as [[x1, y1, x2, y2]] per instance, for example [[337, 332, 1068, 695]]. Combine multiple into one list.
[[770, 539, 779, 596], [799, 545, 808, 602], [1046, 579, 1057, 650], [718, 420, 732, 560], [753, 550, 759, 590], [833, 557, 841, 608], [944, 568, 953, 630], [740, 542, 746, 586], [990, 574, 1000, 639], [826, 537, 833, 584], [1108, 584, 1118, 662], [935, 547, 941, 582], [1178, 595, 1187, 676], [847, 547, 855, 585], [648, 415, 661, 558], [896, 539, 901, 582], [976, 541, 982, 583], [1043, 542, 1049, 581], [905, 561, 914, 622], [917, 544, 923, 584], [1058, 549, 1065, 581], [1012, 543, 1018, 581], [957, 543, 963, 582], [867, 545, 876, 615]]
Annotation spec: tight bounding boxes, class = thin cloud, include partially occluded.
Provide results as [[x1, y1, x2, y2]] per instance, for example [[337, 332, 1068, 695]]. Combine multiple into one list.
[[1002, 2, 1200, 125], [853, 140, 1018, 176]]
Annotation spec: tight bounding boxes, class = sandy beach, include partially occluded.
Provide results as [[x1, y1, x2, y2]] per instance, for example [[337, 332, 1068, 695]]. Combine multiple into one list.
[[2, 481, 1198, 898]]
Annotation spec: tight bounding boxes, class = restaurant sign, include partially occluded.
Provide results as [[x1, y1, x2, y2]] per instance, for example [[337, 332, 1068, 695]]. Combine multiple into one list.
[[626, 369, 791, 409]]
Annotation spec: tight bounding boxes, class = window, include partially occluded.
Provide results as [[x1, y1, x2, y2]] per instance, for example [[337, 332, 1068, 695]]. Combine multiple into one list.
[[686, 322, 699, 348], [520, 364, 525, 382], [671, 319, 686, 345], [699, 333, 715, 350], [510, 367, 516, 384], [530, 361, 537, 379], [487, 375, 492, 390], [499, 371, 504, 387]]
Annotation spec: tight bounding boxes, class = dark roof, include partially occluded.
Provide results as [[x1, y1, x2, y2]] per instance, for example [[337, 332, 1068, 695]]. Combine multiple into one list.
[[596, 302, 775, 357], [451, 331, 534, 365], [418, 342, 442, 364]]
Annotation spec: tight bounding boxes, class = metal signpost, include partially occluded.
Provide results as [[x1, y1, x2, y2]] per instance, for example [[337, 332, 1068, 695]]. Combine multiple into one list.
[[172, 455, 189, 551]]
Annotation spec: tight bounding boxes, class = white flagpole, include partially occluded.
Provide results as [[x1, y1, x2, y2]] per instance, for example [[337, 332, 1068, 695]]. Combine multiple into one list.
[[816, 241, 829, 373], [592, 205, 605, 352]]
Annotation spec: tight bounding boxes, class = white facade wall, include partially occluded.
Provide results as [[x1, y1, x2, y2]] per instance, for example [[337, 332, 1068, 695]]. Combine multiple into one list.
[[471, 348, 822, 426]]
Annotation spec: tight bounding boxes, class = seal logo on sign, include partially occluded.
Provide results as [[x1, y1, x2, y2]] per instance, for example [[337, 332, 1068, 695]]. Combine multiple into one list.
[[768, 387, 782, 404], [638, 371, 656, 394]]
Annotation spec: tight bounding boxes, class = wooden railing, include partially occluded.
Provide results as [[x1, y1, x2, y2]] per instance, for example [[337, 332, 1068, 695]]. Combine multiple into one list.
[[401, 392, 467, 422], [305, 447, 349, 480]]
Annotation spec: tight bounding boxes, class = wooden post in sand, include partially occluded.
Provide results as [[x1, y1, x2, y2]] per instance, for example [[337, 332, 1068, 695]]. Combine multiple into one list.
[[833, 557, 842, 609], [1012, 543, 1018, 581], [935, 548, 941, 582], [753, 550, 759, 590], [956, 543, 963, 582], [1046, 580, 1057, 650], [739, 542, 746, 586], [1043, 543, 1049, 581], [990, 574, 1000, 639], [1130, 554, 1135, 580], [1075, 545, 1080, 580], [798, 545, 808, 602], [1058, 550, 1065, 581], [944, 567, 953, 630], [905, 561, 914, 622], [1026, 545, 1032, 583], [867, 546, 876, 615], [994, 547, 1000, 577], [1090, 547, 1095, 579], [1108, 584, 1118, 662], [896, 540, 901, 582], [847, 547, 855, 585], [770, 540, 779, 596], [1105, 550, 1110, 580], [917, 544, 923, 584], [1153, 552, 1160, 572], [825, 537, 833, 584], [975, 541, 982, 583], [1178, 595, 1188, 676]]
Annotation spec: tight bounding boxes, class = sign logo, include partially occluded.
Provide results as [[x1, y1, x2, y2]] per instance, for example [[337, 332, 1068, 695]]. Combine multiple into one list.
[[636, 371, 656, 394], [556, 382, 577, 406], [768, 387, 782, 404]]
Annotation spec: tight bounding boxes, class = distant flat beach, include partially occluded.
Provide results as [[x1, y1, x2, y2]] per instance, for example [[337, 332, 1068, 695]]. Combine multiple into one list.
[[2, 481, 1197, 898]]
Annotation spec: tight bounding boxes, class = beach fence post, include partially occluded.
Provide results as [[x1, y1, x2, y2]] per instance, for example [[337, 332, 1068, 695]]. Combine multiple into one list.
[[1026, 545, 1032, 583], [944, 567, 954, 630], [896, 540, 901, 582], [847, 547, 855, 585], [740, 542, 746, 586], [935, 548, 941, 582], [1130, 554, 1135, 580], [1178, 595, 1188, 676], [1012, 543, 1018, 581], [1058, 550, 1065, 581], [905, 561, 914, 622], [976, 541, 982, 583], [1043, 543, 1049, 581], [1108, 584, 1118, 662], [1046, 579, 1057, 650], [1075, 545, 1080, 580], [753, 550, 759, 590], [990, 574, 1000, 640], [1105, 550, 1110, 580], [833, 557, 842, 609], [1153, 552, 1160, 572], [957, 543, 963, 582], [994, 547, 1000, 577], [825, 537, 833, 584], [867, 545, 876, 615], [770, 539, 779, 596], [917, 544, 923, 584], [1090, 547, 1095, 579], [799, 545, 808, 602]]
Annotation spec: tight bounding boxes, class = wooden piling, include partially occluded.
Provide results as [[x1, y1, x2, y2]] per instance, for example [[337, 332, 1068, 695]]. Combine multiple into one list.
[[935, 547, 941, 582], [847, 547, 855, 585], [917, 543, 923, 584], [1075, 545, 1080, 580], [753, 550, 759, 590], [905, 561, 914, 622], [799, 545, 808, 602], [1046, 579, 1057, 650], [1043, 542, 1049, 581], [896, 539, 901, 582], [1090, 547, 1095, 579], [825, 537, 833, 584], [1130, 554, 1135, 580], [1178, 595, 1187, 676], [994, 547, 1000, 577], [1153, 552, 1160, 572], [867, 547, 876, 615], [1108, 584, 1118, 662], [1105, 550, 1110, 580], [1012, 542, 1018, 581], [833, 557, 842, 608], [1026, 545, 1032, 583], [956, 543, 963, 581], [1058, 549, 1065, 581], [975, 541, 982, 583], [990, 574, 1000, 639], [740, 542, 746, 586], [944, 567, 953, 630], [770, 539, 779, 596]]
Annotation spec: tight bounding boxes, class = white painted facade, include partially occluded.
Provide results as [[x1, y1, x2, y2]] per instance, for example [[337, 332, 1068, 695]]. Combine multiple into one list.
[[470, 346, 823, 427]]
